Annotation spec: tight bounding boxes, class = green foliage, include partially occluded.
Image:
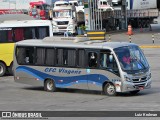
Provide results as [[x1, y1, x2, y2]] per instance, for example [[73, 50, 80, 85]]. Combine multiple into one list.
[[79, 25, 87, 30]]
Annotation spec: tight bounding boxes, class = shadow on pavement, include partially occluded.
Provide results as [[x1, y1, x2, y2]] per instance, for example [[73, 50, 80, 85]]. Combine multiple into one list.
[[22, 87, 160, 97]]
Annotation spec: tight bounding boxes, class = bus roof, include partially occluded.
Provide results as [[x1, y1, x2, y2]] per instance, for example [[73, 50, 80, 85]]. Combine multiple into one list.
[[0, 14, 35, 23], [0, 20, 52, 27], [15, 37, 137, 50]]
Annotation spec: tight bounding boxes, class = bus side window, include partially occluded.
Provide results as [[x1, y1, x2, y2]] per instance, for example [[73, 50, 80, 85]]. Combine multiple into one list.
[[36, 48, 45, 65], [100, 51, 119, 75], [16, 47, 35, 65], [16, 47, 26, 64], [25, 47, 35, 64], [77, 49, 85, 67], [0, 30, 8, 42], [57, 49, 64, 66], [14, 28, 24, 41], [68, 49, 76, 67], [45, 48, 55, 66], [56, 48, 76, 67], [24, 27, 35, 39], [38, 27, 49, 39], [88, 52, 98, 68]]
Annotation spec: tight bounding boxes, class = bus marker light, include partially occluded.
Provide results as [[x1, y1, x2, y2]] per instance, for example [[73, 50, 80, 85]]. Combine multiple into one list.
[[58, 80, 63, 82], [115, 84, 120, 86], [35, 78, 39, 81], [139, 87, 144, 90]]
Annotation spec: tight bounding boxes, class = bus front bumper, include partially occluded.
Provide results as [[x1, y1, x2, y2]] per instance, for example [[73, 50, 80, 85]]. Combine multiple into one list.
[[121, 79, 152, 92]]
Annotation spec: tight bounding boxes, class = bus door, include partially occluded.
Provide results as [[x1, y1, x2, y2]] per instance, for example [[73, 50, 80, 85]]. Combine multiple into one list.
[[86, 50, 101, 90]]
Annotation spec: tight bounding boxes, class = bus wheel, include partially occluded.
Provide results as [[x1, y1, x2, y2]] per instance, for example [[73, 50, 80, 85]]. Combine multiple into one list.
[[8, 63, 13, 75], [103, 83, 117, 96], [0, 62, 6, 77], [44, 79, 56, 92], [130, 90, 140, 95]]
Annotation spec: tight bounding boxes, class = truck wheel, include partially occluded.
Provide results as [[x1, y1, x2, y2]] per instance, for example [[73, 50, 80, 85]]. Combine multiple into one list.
[[0, 62, 6, 77], [8, 63, 13, 75], [44, 79, 56, 92], [103, 83, 117, 96], [130, 90, 140, 95]]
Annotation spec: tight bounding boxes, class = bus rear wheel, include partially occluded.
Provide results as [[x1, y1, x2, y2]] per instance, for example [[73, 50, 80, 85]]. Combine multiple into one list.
[[0, 62, 6, 77], [44, 79, 56, 92], [103, 83, 117, 96]]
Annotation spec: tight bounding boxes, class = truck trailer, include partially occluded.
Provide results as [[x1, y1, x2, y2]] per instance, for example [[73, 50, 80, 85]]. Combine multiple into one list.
[[101, 0, 159, 30]]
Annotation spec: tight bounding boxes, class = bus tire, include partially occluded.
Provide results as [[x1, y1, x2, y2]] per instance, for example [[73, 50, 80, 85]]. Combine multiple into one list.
[[44, 79, 56, 92], [130, 90, 140, 95], [0, 62, 6, 77], [8, 63, 13, 75], [103, 83, 117, 96]]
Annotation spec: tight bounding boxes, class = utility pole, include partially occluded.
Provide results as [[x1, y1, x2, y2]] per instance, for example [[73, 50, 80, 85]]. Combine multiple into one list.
[[121, 0, 127, 29]]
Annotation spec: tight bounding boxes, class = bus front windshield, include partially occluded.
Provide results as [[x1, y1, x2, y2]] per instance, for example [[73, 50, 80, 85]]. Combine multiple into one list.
[[53, 10, 72, 18], [114, 46, 149, 72]]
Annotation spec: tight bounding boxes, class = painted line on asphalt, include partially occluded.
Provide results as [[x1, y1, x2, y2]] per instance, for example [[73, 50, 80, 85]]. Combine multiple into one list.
[[140, 45, 160, 48]]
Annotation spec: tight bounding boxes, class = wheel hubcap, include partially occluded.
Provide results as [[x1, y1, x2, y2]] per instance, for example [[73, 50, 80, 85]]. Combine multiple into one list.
[[107, 84, 115, 95], [47, 81, 53, 90]]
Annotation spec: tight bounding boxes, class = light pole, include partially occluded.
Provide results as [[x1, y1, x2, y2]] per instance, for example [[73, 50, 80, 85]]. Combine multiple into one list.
[[121, 0, 127, 29]]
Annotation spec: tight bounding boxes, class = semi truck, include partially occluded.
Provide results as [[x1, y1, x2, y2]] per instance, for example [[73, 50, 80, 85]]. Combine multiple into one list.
[[52, 1, 85, 34], [0, 0, 52, 10], [101, 0, 159, 30], [52, 4, 77, 34], [97, 0, 113, 10], [0, 0, 52, 19]]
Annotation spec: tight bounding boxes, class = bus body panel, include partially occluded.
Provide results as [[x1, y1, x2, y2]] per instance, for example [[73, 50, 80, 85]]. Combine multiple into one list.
[[0, 43, 14, 66], [15, 65, 121, 92]]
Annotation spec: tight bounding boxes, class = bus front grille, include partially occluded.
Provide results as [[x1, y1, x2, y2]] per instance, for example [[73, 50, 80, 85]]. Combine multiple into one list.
[[134, 83, 145, 87], [132, 77, 147, 83]]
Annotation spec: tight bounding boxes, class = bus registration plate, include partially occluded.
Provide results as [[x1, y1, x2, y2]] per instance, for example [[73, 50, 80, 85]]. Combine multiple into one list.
[[139, 87, 144, 90]]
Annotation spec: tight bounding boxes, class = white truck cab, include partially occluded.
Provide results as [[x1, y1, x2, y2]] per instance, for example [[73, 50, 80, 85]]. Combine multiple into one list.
[[52, 4, 77, 34], [54, 1, 69, 6], [98, 0, 114, 10]]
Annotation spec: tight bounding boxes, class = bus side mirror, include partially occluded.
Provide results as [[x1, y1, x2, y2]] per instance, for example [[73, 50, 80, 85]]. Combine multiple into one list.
[[109, 55, 113, 63]]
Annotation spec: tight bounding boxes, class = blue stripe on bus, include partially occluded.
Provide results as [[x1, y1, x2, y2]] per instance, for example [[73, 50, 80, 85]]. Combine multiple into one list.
[[16, 66, 108, 87]]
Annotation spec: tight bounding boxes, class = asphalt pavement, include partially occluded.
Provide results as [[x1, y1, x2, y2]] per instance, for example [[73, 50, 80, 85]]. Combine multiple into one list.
[[105, 16, 160, 47], [0, 16, 160, 120]]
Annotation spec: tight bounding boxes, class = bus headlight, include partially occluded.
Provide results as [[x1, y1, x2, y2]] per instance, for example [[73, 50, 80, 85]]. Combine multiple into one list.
[[124, 75, 132, 82], [147, 73, 151, 80]]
